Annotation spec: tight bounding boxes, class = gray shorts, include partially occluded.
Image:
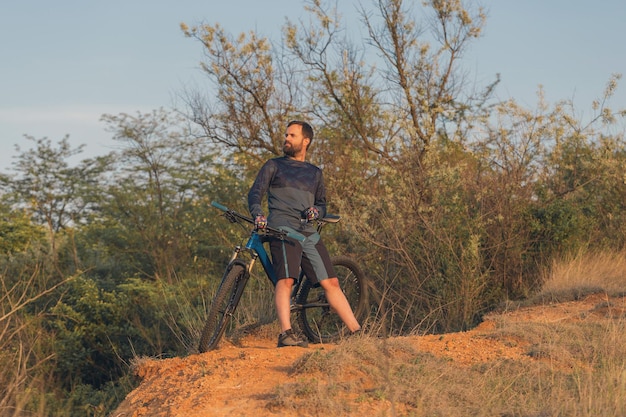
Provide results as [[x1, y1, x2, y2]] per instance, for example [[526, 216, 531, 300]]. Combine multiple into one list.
[[269, 230, 335, 283]]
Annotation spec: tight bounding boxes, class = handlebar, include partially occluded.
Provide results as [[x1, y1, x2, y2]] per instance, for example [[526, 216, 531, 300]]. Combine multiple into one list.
[[211, 201, 229, 212], [211, 201, 306, 242]]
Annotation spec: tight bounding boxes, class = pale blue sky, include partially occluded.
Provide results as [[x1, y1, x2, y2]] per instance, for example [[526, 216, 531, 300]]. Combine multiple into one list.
[[1, 1, 624, 169]]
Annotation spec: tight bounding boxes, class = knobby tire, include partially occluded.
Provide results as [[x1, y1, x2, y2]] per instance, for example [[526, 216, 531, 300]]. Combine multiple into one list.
[[198, 261, 248, 352], [297, 255, 368, 344]]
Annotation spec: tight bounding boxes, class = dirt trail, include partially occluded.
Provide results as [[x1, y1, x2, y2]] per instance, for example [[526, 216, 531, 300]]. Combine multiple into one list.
[[111, 293, 625, 417]]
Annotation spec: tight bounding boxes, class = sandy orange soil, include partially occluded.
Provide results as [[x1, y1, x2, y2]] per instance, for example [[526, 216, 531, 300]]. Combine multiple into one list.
[[111, 293, 625, 417]]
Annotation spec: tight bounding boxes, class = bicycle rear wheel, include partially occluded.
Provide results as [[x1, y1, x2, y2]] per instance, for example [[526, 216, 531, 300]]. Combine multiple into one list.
[[297, 255, 368, 344], [198, 261, 248, 352]]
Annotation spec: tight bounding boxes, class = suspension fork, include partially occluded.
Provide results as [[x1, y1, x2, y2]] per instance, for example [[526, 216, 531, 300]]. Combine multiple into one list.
[[228, 245, 258, 275], [228, 246, 243, 263]]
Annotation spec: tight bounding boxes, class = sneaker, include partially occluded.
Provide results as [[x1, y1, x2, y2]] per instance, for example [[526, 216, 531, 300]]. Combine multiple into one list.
[[349, 328, 362, 337], [277, 329, 309, 348], [342, 328, 363, 340]]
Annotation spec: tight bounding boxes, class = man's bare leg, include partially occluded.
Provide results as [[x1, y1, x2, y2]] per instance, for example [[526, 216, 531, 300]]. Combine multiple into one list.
[[319, 277, 361, 332], [275, 278, 295, 332]]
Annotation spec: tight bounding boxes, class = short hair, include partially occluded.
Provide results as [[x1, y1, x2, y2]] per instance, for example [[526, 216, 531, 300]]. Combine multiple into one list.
[[287, 120, 314, 146]]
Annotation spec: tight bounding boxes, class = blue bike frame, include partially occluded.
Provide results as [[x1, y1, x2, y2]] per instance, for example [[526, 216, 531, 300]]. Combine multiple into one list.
[[213, 200, 306, 290], [244, 232, 278, 285]]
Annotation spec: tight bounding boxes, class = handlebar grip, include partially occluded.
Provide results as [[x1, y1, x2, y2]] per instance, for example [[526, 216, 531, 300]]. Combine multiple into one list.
[[211, 201, 229, 212]]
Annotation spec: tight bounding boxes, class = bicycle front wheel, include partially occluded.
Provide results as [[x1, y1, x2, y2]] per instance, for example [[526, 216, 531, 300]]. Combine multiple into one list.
[[297, 255, 368, 344], [198, 261, 248, 352]]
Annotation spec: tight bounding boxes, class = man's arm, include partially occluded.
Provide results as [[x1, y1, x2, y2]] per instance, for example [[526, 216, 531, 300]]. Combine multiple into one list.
[[313, 169, 328, 219], [247, 160, 275, 217]]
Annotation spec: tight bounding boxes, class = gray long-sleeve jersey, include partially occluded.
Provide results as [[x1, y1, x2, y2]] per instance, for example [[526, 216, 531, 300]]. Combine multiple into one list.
[[248, 156, 327, 233]]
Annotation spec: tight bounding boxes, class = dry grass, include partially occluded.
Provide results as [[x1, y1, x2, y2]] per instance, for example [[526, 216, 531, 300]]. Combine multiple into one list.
[[0, 269, 72, 417], [267, 249, 626, 416], [540, 249, 626, 298]]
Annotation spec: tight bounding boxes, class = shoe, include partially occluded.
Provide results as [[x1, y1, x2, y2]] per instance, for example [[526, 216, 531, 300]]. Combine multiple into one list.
[[343, 328, 362, 340], [277, 329, 309, 348]]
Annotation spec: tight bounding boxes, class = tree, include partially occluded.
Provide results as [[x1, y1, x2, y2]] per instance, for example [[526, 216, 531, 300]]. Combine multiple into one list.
[[98, 109, 226, 282], [0, 136, 105, 270], [181, 0, 495, 332], [180, 0, 626, 335], [180, 22, 296, 169], [0, 200, 43, 255]]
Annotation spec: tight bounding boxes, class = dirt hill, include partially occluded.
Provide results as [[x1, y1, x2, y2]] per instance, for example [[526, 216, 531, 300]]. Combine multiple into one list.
[[111, 293, 625, 417]]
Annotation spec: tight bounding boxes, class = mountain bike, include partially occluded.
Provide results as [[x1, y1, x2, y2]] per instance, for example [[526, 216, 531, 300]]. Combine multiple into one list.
[[198, 201, 369, 352]]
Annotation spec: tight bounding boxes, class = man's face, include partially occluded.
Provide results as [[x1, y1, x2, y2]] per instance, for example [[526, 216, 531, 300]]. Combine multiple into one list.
[[283, 124, 308, 158]]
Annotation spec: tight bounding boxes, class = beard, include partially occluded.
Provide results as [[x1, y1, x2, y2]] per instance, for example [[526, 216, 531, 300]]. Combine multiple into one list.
[[283, 141, 302, 157]]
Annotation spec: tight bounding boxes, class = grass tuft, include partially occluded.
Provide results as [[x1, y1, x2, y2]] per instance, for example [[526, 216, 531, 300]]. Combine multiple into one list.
[[267, 249, 626, 416], [540, 249, 626, 298]]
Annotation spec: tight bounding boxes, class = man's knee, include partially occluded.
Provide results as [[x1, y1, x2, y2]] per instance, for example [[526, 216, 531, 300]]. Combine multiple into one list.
[[276, 277, 295, 289], [319, 277, 340, 290]]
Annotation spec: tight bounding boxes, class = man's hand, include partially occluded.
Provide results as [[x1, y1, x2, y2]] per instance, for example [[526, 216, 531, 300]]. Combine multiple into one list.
[[254, 214, 267, 230], [303, 207, 319, 222]]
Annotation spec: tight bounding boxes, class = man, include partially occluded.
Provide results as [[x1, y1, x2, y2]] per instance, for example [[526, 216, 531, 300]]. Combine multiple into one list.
[[248, 120, 361, 347]]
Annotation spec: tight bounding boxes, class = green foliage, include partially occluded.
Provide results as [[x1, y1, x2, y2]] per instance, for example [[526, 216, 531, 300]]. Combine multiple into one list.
[[93, 109, 249, 282], [0, 136, 107, 274], [0, 201, 45, 254], [526, 195, 591, 258], [115, 276, 204, 355], [181, 0, 626, 337], [63, 375, 137, 417], [47, 275, 132, 388], [0, 1, 625, 415]]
